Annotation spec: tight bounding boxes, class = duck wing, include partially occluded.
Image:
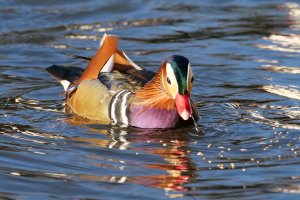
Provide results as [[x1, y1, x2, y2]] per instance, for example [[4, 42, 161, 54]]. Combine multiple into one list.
[[99, 68, 155, 93]]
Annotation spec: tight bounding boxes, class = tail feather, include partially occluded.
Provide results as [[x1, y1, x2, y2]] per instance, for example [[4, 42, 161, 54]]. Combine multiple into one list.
[[46, 65, 84, 91]]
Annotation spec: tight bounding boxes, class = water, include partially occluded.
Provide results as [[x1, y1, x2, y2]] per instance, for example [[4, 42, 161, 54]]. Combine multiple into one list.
[[1, 0, 300, 199]]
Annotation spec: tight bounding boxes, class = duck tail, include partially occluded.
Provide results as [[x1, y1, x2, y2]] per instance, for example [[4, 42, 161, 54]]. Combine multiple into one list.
[[46, 65, 84, 91]]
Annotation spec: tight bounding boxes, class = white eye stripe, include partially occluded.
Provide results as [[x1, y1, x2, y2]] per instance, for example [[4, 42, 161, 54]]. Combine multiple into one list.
[[187, 63, 193, 90], [166, 63, 175, 85], [165, 63, 178, 98]]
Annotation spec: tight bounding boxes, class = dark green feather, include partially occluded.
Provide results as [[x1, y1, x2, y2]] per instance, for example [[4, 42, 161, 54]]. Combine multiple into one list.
[[167, 55, 190, 95]]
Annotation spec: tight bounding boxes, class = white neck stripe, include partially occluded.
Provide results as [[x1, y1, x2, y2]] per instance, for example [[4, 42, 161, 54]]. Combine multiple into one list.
[[110, 90, 131, 126], [110, 90, 126, 124], [120, 91, 131, 126]]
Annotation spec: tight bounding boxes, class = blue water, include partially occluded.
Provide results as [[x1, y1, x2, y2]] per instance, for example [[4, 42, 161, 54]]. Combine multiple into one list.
[[1, 0, 300, 199]]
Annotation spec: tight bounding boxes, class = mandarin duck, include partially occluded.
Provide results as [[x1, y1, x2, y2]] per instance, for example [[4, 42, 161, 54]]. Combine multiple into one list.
[[47, 34, 198, 129]]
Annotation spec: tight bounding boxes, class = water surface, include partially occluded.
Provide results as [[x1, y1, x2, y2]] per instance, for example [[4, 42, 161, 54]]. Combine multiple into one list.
[[1, 0, 300, 199]]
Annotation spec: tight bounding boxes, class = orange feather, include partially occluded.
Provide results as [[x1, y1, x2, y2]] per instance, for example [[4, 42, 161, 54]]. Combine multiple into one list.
[[134, 64, 176, 111], [115, 50, 131, 66], [74, 35, 118, 85], [113, 49, 143, 72]]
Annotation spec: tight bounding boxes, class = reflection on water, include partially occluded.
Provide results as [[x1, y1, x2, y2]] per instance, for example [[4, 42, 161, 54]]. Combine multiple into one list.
[[256, 3, 300, 53], [262, 85, 300, 100], [2, 0, 300, 199], [262, 65, 300, 74], [73, 126, 197, 194], [257, 34, 300, 53]]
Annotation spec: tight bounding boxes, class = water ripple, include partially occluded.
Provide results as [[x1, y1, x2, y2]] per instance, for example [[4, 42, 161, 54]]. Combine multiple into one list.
[[1, 0, 300, 199]]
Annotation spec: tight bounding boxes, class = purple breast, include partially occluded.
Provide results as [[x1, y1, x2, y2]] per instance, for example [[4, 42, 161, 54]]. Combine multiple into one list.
[[129, 105, 180, 129]]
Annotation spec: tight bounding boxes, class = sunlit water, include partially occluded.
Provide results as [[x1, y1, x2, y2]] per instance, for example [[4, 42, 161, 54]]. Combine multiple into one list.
[[1, 0, 300, 199]]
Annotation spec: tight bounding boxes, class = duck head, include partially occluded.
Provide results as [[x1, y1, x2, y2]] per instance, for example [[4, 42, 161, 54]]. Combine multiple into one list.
[[162, 55, 194, 120]]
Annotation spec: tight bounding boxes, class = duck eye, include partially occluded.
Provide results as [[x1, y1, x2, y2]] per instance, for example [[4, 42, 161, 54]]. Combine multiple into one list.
[[167, 77, 171, 85], [191, 76, 194, 83]]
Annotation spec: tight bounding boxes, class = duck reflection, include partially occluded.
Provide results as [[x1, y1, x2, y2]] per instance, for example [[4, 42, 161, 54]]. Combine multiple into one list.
[[69, 122, 198, 193]]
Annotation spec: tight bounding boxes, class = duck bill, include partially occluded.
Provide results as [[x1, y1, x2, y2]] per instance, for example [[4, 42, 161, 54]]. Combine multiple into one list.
[[175, 93, 192, 120]]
